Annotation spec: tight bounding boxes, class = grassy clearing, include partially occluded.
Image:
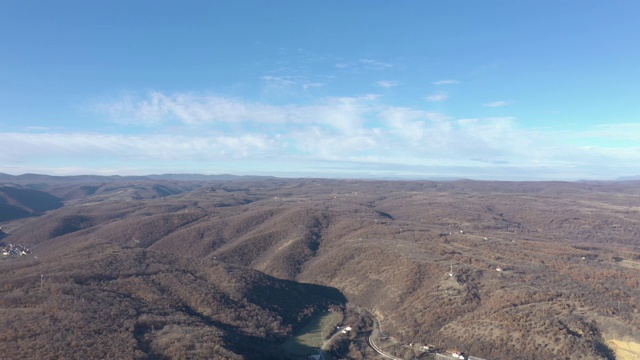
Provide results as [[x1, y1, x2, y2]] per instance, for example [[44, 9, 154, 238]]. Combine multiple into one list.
[[620, 259, 640, 270], [281, 311, 342, 358], [607, 340, 640, 360]]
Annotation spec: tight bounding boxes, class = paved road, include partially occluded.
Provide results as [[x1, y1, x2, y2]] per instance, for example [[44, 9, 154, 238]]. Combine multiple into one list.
[[365, 308, 487, 360], [365, 309, 407, 360], [368, 332, 403, 360]]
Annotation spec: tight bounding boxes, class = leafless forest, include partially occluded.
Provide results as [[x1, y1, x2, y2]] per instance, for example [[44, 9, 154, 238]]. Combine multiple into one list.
[[1, 174, 639, 359]]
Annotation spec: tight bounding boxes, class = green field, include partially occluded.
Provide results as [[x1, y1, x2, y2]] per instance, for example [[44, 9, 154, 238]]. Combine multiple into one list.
[[281, 311, 343, 358]]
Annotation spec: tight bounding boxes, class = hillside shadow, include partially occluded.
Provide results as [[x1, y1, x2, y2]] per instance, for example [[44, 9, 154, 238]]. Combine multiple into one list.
[[244, 280, 347, 326], [0, 186, 63, 212], [222, 331, 286, 360], [175, 280, 346, 359], [181, 302, 312, 360], [376, 210, 394, 220], [241, 280, 347, 359], [0, 187, 63, 222], [595, 341, 616, 360]]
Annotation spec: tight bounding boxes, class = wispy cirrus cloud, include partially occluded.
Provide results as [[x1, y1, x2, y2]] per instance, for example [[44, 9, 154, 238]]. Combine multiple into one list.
[[333, 59, 394, 73], [376, 80, 399, 88], [91, 91, 380, 134], [378, 107, 449, 143], [260, 75, 325, 91], [0, 132, 274, 161], [425, 91, 449, 102], [432, 79, 460, 85], [93, 92, 287, 126], [578, 123, 640, 141], [260, 75, 297, 87], [359, 59, 393, 70], [302, 82, 324, 89], [12, 91, 637, 179], [483, 100, 510, 107], [6, 118, 638, 178]]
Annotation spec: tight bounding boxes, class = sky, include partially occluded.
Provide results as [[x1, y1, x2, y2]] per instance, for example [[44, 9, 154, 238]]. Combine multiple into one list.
[[1, 1, 639, 180]]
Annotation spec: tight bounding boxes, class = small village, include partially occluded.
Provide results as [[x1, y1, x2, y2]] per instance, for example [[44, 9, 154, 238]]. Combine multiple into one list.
[[0, 242, 32, 258]]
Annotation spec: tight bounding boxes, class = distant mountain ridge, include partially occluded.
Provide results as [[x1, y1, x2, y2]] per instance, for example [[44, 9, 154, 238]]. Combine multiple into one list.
[[0, 172, 149, 183], [0, 172, 276, 184], [147, 173, 277, 181], [617, 175, 640, 181]]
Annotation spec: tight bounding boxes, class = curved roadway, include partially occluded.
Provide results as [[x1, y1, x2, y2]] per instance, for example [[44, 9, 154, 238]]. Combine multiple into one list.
[[367, 332, 403, 360], [366, 309, 486, 360]]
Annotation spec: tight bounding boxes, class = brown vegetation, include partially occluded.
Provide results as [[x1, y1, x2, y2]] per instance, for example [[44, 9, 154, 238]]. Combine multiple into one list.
[[0, 243, 344, 359], [1, 177, 639, 359]]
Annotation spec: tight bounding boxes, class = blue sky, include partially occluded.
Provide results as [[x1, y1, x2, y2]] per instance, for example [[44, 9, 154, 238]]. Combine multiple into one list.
[[1, 1, 639, 180]]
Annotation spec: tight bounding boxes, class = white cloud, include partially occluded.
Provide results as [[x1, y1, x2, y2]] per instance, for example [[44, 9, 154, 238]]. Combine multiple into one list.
[[379, 107, 440, 143], [376, 80, 399, 88], [359, 59, 393, 70], [292, 127, 381, 160], [333, 59, 393, 73], [302, 82, 324, 89], [92, 92, 380, 134], [262, 75, 325, 90], [0, 132, 274, 163], [577, 123, 640, 142], [432, 80, 460, 85], [483, 100, 509, 107], [425, 91, 449, 102], [260, 75, 297, 87], [22, 92, 640, 180], [6, 120, 639, 180]]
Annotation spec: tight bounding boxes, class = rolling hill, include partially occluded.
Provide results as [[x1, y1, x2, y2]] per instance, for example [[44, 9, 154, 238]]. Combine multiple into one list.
[[1, 176, 639, 359], [0, 186, 63, 222]]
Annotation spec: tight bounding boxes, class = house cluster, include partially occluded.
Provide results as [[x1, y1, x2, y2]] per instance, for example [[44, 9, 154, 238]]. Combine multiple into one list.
[[413, 344, 434, 352], [340, 326, 352, 334], [1, 243, 31, 258], [421, 345, 433, 352], [451, 351, 468, 359], [332, 324, 352, 335]]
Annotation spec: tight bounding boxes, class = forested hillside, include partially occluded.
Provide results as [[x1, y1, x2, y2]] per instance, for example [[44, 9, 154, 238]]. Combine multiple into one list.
[[1, 177, 639, 359]]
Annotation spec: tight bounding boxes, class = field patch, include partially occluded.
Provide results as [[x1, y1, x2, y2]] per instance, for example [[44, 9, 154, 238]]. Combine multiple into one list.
[[281, 311, 342, 358], [607, 340, 640, 360], [619, 259, 640, 270]]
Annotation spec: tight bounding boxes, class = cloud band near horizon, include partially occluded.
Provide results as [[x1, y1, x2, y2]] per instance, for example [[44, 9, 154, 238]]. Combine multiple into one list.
[[2, 91, 638, 180]]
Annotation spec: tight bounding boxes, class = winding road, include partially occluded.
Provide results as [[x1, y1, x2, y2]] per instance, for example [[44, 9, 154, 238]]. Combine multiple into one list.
[[367, 332, 403, 360], [365, 309, 486, 360]]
